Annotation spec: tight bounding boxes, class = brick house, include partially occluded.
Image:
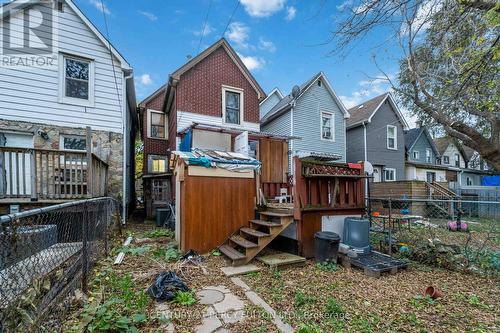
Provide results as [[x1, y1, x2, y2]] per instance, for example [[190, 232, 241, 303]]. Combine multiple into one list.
[[138, 38, 266, 218]]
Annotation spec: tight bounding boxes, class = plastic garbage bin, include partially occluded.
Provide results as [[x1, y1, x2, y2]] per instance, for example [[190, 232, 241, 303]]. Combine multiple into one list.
[[314, 231, 341, 263], [156, 208, 168, 227], [343, 217, 370, 253]]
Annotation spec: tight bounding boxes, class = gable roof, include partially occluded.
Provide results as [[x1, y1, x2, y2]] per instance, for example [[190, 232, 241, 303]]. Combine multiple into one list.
[[138, 84, 167, 108], [170, 38, 265, 99], [260, 72, 349, 125], [347, 92, 409, 130], [434, 137, 469, 162], [0, 0, 132, 70], [404, 126, 440, 157], [259, 87, 284, 106]]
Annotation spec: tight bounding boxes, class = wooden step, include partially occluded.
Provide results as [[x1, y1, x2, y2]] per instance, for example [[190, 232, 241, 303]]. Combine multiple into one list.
[[230, 235, 258, 248], [219, 245, 246, 261], [259, 211, 294, 217], [240, 227, 270, 238], [250, 219, 281, 228]]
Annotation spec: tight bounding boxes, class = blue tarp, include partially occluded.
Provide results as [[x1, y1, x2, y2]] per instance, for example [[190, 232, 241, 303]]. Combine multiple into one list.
[[179, 129, 192, 152], [172, 149, 261, 171], [482, 175, 500, 186]]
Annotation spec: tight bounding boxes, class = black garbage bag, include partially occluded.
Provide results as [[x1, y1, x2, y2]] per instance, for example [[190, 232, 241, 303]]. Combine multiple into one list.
[[181, 249, 203, 263], [147, 271, 189, 301]]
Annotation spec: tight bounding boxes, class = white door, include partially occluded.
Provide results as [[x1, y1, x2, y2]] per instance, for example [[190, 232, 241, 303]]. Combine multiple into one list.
[[373, 167, 381, 182], [1, 132, 34, 196]]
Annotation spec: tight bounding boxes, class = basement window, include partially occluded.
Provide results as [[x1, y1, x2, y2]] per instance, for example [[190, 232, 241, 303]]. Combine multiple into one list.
[[60, 135, 86, 151]]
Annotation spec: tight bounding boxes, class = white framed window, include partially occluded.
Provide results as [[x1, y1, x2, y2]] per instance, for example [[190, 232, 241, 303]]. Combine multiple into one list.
[[386, 125, 397, 149], [59, 53, 95, 106], [426, 148, 432, 163], [222, 86, 244, 125], [148, 155, 168, 173], [466, 177, 473, 186], [320, 112, 334, 141], [412, 151, 419, 160], [147, 110, 168, 139], [443, 155, 450, 164], [384, 168, 396, 181], [60, 135, 86, 151], [454, 153, 460, 167]]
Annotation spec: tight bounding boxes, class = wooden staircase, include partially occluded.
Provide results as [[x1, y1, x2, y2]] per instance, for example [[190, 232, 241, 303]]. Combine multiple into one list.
[[425, 182, 460, 217], [219, 210, 294, 266]]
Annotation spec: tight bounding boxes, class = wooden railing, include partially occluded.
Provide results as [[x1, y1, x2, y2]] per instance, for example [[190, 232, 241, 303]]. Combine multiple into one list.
[[0, 147, 108, 200]]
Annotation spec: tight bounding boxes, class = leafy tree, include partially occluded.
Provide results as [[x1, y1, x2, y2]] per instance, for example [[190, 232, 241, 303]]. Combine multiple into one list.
[[135, 140, 143, 180], [334, 0, 499, 169]]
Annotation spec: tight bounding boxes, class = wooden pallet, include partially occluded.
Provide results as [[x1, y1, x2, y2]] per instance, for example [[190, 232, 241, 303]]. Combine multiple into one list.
[[339, 251, 407, 278]]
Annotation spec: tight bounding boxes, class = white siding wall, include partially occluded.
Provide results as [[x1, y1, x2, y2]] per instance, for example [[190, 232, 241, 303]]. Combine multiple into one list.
[[441, 144, 466, 168], [0, 2, 124, 133], [259, 92, 282, 120], [177, 110, 260, 134]]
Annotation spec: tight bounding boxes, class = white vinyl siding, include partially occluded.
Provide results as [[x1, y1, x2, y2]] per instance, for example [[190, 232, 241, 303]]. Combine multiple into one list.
[[0, 2, 125, 133]]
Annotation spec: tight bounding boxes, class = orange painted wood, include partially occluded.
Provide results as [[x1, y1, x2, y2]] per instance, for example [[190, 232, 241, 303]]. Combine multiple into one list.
[[180, 173, 256, 253]]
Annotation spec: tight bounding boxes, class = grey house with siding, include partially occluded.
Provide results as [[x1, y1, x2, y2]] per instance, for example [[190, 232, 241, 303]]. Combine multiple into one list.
[[260, 72, 350, 173], [404, 126, 448, 182], [346, 93, 409, 182]]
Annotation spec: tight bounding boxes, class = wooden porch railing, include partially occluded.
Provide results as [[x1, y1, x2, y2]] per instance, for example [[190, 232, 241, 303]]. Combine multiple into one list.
[[0, 147, 108, 201]]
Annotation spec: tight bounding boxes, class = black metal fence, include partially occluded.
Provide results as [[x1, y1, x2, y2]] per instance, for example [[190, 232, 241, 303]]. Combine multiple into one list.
[[0, 197, 120, 332]]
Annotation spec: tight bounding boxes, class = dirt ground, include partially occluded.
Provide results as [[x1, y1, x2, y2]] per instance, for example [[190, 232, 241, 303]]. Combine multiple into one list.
[[63, 221, 499, 333]]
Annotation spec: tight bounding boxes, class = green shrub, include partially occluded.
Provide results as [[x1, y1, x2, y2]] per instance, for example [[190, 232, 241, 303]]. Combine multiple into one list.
[[316, 261, 340, 272], [173, 291, 196, 306], [325, 297, 344, 315], [144, 229, 174, 238], [294, 291, 315, 307]]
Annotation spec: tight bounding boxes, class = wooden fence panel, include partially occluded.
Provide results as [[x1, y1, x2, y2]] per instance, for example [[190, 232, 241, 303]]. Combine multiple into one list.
[[180, 173, 256, 253]]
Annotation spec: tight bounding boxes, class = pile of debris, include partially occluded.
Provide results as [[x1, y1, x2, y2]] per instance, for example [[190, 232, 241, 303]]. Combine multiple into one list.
[[408, 238, 469, 271]]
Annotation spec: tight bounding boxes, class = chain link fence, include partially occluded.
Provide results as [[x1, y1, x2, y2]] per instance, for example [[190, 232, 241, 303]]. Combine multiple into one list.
[[0, 197, 120, 332], [367, 196, 499, 275]]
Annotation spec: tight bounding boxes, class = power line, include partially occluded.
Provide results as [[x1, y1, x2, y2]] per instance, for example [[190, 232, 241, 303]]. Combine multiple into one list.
[[99, 0, 122, 115], [222, 0, 240, 38], [197, 0, 213, 55]]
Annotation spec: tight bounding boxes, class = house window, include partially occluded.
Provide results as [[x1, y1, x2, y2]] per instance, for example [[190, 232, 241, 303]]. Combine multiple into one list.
[[60, 135, 86, 151], [454, 153, 460, 167], [60, 54, 94, 106], [384, 168, 396, 181], [443, 155, 449, 164], [387, 125, 397, 149], [466, 177, 473, 186], [222, 86, 243, 125], [426, 148, 431, 163], [321, 112, 334, 141], [413, 151, 419, 160], [148, 110, 167, 139], [148, 155, 168, 173], [152, 179, 169, 202]]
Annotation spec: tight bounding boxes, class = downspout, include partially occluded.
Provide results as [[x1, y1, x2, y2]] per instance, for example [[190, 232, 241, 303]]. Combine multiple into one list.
[[363, 122, 368, 205], [290, 101, 295, 175], [122, 72, 133, 224]]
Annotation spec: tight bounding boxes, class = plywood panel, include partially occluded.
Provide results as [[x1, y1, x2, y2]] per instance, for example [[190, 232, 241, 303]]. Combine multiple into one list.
[[259, 138, 288, 183], [180, 175, 256, 253]]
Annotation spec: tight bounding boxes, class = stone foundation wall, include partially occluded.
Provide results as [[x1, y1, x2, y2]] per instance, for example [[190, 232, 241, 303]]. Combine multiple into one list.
[[0, 119, 124, 199]]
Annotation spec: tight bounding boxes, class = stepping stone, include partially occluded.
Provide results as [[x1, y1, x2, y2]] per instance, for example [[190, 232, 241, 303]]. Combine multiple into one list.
[[197, 289, 225, 305], [196, 307, 222, 333], [220, 309, 245, 324], [213, 293, 245, 314], [257, 252, 306, 269], [205, 285, 231, 294], [221, 264, 261, 277]]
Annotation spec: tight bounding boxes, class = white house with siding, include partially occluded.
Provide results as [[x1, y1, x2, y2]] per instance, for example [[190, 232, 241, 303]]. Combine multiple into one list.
[[260, 72, 350, 173], [0, 0, 137, 218]]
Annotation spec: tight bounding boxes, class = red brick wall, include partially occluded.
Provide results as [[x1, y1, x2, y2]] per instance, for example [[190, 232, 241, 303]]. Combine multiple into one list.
[[141, 90, 169, 174], [176, 46, 260, 123]]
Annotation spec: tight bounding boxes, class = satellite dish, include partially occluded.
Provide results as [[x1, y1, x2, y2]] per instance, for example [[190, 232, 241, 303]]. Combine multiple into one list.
[[364, 161, 374, 175], [291, 85, 301, 99]]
